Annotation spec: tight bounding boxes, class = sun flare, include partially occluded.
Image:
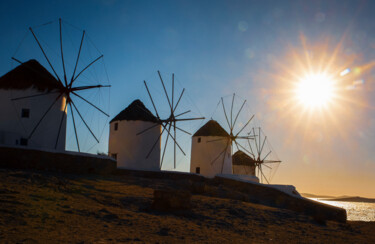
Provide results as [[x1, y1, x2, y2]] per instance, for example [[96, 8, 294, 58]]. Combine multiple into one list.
[[295, 73, 335, 108]]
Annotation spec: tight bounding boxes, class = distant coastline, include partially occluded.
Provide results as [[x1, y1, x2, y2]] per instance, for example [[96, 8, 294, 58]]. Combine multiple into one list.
[[321, 197, 375, 203], [302, 193, 375, 203]]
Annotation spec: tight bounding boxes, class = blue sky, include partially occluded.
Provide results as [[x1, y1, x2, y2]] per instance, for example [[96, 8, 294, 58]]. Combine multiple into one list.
[[1, 0, 375, 197]]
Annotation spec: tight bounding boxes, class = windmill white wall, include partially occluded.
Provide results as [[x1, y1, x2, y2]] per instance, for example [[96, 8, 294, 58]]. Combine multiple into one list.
[[190, 136, 232, 177], [109, 120, 161, 170], [0, 88, 67, 151], [108, 100, 161, 171]]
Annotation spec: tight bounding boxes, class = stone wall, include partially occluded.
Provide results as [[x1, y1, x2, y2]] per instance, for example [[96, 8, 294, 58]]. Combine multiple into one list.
[[0, 146, 116, 175]]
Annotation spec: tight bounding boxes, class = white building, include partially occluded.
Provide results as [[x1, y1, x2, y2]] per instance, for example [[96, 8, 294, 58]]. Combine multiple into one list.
[[108, 99, 161, 171], [0, 59, 66, 151], [190, 120, 232, 177]]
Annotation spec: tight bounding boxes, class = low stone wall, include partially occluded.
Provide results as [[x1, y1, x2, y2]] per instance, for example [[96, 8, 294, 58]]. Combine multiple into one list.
[[0, 146, 116, 175], [114, 168, 208, 182]]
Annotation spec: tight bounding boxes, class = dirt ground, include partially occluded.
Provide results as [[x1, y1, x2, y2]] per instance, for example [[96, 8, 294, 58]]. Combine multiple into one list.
[[0, 168, 374, 243]]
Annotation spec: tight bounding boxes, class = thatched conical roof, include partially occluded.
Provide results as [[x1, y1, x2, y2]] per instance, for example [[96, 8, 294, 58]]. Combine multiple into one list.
[[193, 120, 229, 137], [110, 99, 158, 123], [232, 150, 256, 166], [0, 59, 62, 91]]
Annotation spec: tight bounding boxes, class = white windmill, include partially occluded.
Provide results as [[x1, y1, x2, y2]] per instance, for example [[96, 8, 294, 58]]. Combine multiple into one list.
[[108, 99, 161, 171], [190, 94, 255, 177], [0, 19, 110, 153]]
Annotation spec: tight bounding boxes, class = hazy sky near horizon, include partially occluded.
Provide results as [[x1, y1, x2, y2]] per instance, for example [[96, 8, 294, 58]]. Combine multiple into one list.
[[1, 0, 375, 197]]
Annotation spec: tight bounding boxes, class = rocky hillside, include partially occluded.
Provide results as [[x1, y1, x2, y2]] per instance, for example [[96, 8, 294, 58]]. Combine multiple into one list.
[[0, 168, 374, 243]]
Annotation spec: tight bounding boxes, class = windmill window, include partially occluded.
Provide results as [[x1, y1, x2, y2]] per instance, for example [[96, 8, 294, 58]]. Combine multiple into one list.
[[196, 167, 200, 174], [112, 153, 117, 160], [21, 109, 30, 118], [198, 137, 201, 143], [114, 123, 118, 131], [20, 138, 28, 146]]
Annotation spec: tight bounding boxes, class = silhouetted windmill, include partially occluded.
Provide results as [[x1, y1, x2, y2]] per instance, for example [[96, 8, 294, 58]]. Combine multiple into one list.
[[138, 71, 205, 169], [248, 127, 281, 183], [210, 94, 255, 172], [11, 18, 110, 152]]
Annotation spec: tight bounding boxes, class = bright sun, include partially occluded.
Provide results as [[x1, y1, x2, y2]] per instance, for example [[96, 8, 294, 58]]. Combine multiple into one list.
[[295, 73, 335, 108]]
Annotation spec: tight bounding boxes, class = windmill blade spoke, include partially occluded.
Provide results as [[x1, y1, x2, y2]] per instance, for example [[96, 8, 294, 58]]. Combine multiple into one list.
[[72, 84, 111, 92], [236, 136, 255, 140], [259, 166, 270, 184], [71, 100, 99, 143], [234, 140, 239, 151], [11, 57, 24, 65], [221, 97, 231, 130], [28, 93, 63, 139], [261, 151, 272, 161], [173, 88, 185, 112], [72, 54, 103, 83], [221, 140, 230, 173], [144, 81, 160, 119], [71, 30, 85, 85], [136, 123, 160, 136], [262, 163, 272, 169], [210, 144, 228, 165], [55, 100, 68, 149], [72, 91, 109, 117], [162, 123, 186, 156], [174, 125, 191, 135], [235, 114, 254, 137], [29, 27, 62, 83], [175, 117, 205, 121], [11, 91, 59, 101], [260, 136, 267, 155], [264, 160, 282, 163], [172, 73, 174, 110], [175, 110, 191, 118], [69, 103, 80, 152], [157, 70, 172, 111], [232, 100, 246, 130], [59, 18, 68, 87], [146, 123, 166, 159], [247, 139, 255, 156], [258, 127, 261, 155], [160, 123, 172, 169], [253, 128, 260, 154], [230, 93, 235, 130]]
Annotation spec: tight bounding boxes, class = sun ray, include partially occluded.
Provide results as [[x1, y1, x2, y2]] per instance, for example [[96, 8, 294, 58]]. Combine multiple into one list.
[[258, 32, 375, 153]]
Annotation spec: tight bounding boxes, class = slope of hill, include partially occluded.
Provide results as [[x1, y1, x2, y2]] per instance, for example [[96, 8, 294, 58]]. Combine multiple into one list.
[[1, 168, 374, 243]]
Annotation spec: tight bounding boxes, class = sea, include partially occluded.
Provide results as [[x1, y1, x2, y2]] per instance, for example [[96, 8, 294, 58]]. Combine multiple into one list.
[[310, 198, 375, 222]]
